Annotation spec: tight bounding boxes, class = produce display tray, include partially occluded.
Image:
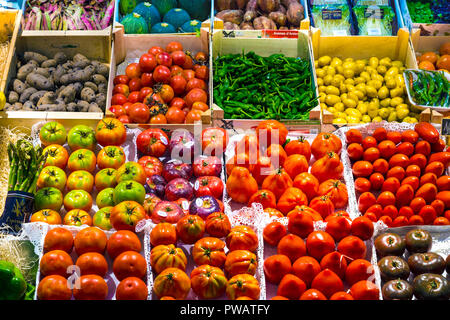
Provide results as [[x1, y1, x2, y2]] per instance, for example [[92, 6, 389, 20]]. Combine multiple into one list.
[[0, 9, 21, 93], [398, 0, 450, 34]]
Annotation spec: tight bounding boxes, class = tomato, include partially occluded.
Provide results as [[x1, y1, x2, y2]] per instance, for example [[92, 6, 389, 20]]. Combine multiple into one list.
[[370, 173, 385, 191], [352, 160, 373, 177], [138, 87, 153, 103], [389, 154, 410, 168], [192, 237, 227, 268], [136, 128, 169, 157], [226, 226, 258, 252], [129, 78, 142, 93], [74, 227, 107, 255], [110, 105, 127, 118], [401, 129, 419, 144], [226, 274, 260, 300], [139, 53, 157, 72], [111, 93, 128, 106], [311, 133, 342, 160], [373, 159, 389, 177], [263, 221, 287, 246], [113, 251, 147, 281], [63, 189, 92, 212], [346, 129, 363, 144], [149, 46, 164, 56], [425, 161, 445, 177], [118, 115, 131, 124], [63, 209, 92, 226], [325, 215, 351, 241], [205, 212, 231, 238], [287, 207, 320, 236], [151, 201, 184, 224], [137, 156, 162, 178], [415, 183, 438, 203], [185, 88, 208, 108], [355, 177, 371, 193], [113, 180, 146, 205], [372, 128, 388, 142], [96, 187, 116, 208], [191, 265, 227, 299], [170, 50, 186, 66], [93, 206, 113, 230], [396, 184, 415, 207], [169, 75, 186, 96], [113, 84, 130, 97], [175, 215, 205, 244], [186, 78, 207, 92], [414, 122, 440, 144], [95, 118, 127, 147], [153, 268, 191, 300], [95, 168, 117, 191], [420, 172, 438, 187], [381, 177, 400, 194], [337, 235, 367, 262], [116, 277, 148, 300], [318, 179, 348, 209], [193, 176, 224, 199], [141, 72, 154, 87], [264, 254, 292, 284], [30, 209, 61, 225], [311, 268, 344, 299], [149, 222, 177, 247], [166, 42, 183, 53], [128, 91, 141, 104], [67, 149, 96, 173], [73, 275, 108, 300], [110, 201, 147, 231], [163, 106, 184, 124], [170, 97, 187, 109], [278, 234, 306, 263], [345, 259, 375, 286], [107, 230, 142, 259], [128, 103, 150, 123], [306, 231, 335, 261], [201, 128, 228, 156], [350, 280, 379, 300], [67, 125, 96, 151], [76, 252, 108, 277], [114, 75, 129, 85], [125, 62, 141, 79], [193, 156, 222, 177], [153, 65, 171, 83], [37, 275, 72, 300], [149, 114, 167, 124], [387, 131, 402, 144], [66, 170, 94, 192], [39, 121, 67, 146], [362, 136, 377, 150], [347, 143, 364, 161], [387, 166, 406, 181], [37, 166, 67, 191], [34, 187, 63, 211], [116, 161, 147, 185], [96, 146, 126, 170], [363, 147, 380, 162], [378, 140, 396, 159], [44, 227, 73, 253], [300, 289, 327, 300]]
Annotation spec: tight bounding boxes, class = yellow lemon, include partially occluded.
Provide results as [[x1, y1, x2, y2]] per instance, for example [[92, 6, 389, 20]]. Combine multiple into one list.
[[0, 92, 5, 111], [318, 56, 332, 67]]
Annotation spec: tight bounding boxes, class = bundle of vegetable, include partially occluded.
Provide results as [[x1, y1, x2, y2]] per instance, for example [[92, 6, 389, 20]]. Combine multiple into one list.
[[213, 51, 317, 120], [353, 5, 395, 36], [405, 70, 450, 108], [407, 0, 450, 24], [216, 0, 305, 30], [23, 0, 115, 31], [4, 51, 108, 112], [7, 139, 47, 194], [311, 4, 351, 35]]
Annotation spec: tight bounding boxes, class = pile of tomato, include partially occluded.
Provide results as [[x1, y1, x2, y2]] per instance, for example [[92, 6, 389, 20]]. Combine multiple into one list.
[[148, 215, 261, 300], [225, 120, 349, 223], [263, 214, 379, 300], [110, 41, 209, 125], [346, 122, 450, 226], [37, 227, 149, 300]]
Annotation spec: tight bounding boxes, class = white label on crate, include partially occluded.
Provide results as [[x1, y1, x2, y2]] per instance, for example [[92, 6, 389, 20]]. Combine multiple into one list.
[[368, 28, 382, 35], [333, 30, 348, 36]]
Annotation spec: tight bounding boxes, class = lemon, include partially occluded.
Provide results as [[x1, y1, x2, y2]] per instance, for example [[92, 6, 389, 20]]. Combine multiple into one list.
[[378, 108, 390, 119], [377, 65, 387, 75], [387, 112, 398, 122], [334, 102, 345, 112], [315, 60, 319, 68], [316, 68, 326, 78], [333, 118, 347, 124], [344, 58, 354, 63], [330, 57, 343, 68], [390, 87, 403, 98], [327, 107, 337, 114], [392, 60, 403, 68], [317, 78, 324, 86], [351, 89, 365, 101], [379, 57, 392, 67], [319, 93, 326, 103], [354, 77, 366, 85], [346, 108, 362, 119], [368, 79, 383, 90], [366, 85, 378, 98], [319, 85, 327, 93], [355, 83, 367, 94], [385, 78, 397, 89], [336, 65, 344, 75], [368, 106, 379, 119], [326, 66, 336, 76], [331, 76, 343, 87], [346, 84, 356, 92], [340, 83, 347, 93], [360, 71, 371, 82], [380, 98, 391, 108], [355, 61, 366, 73], [325, 94, 341, 106], [325, 86, 340, 96], [343, 98, 357, 109], [386, 67, 399, 78], [348, 92, 360, 102], [372, 116, 383, 122], [357, 103, 368, 115], [390, 97, 404, 107], [343, 68, 355, 79], [362, 115, 371, 123], [346, 116, 360, 124], [318, 56, 332, 67], [335, 112, 347, 119], [396, 107, 409, 120], [0, 92, 5, 111], [320, 103, 328, 110], [323, 74, 333, 86], [369, 57, 379, 68], [378, 86, 389, 100], [340, 93, 348, 101]]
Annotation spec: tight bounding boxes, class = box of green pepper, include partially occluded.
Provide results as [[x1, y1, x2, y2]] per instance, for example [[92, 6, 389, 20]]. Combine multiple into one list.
[[211, 29, 321, 131]]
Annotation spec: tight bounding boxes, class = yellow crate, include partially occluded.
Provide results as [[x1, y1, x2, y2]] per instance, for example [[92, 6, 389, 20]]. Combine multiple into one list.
[[109, 26, 215, 129], [210, 29, 321, 132], [309, 28, 439, 124], [0, 9, 21, 91], [1, 31, 113, 120]]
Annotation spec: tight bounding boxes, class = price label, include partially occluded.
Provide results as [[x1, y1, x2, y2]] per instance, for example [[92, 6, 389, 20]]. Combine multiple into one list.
[[262, 30, 299, 39], [332, 30, 348, 36], [367, 28, 382, 35]]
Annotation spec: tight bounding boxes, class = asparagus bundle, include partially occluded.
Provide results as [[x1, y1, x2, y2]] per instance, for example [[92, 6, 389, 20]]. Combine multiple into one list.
[[7, 140, 47, 194]]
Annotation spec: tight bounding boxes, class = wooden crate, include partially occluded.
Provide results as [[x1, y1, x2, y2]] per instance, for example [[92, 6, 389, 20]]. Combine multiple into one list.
[[0, 9, 21, 92], [108, 25, 216, 128], [309, 27, 441, 124], [1, 31, 114, 120], [210, 28, 321, 132]]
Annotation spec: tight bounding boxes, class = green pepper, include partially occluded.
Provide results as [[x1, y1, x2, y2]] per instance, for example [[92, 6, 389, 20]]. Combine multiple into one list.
[[0, 261, 27, 300]]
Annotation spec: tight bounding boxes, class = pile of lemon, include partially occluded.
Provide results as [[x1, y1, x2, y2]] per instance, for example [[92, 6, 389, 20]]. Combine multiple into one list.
[[315, 56, 421, 124]]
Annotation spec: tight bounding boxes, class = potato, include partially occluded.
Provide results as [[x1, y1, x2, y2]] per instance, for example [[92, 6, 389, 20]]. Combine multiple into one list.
[[216, 10, 244, 25], [17, 64, 36, 81], [23, 51, 48, 64], [253, 16, 277, 29], [286, 1, 304, 27], [25, 73, 54, 91], [19, 87, 38, 103], [257, 0, 280, 13], [269, 11, 287, 26]]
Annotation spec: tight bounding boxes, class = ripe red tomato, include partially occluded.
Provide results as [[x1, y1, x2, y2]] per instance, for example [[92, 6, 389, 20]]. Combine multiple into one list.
[[116, 277, 148, 300], [158, 84, 174, 103], [73, 275, 108, 300], [171, 50, 187, 66], [141, 72, 154, 87], [186, 78, 207, 92], [111, 93, 127, 106], [183, 55, 194, 69], [185, 88, 208, 107], [113, 84, 130, 97], [74, 227, 107, 255], [107, 230, 142, 259], [148, 46, 164, 56], [128, 103, 150, 123], [195, 65, 209, 81], [125, 63, 141, 79], [170, 65, 184, 77], [139, 87, 153, 102], [156, 52, 172, 67], [139, 53, 157, 72], [114, 75, 129, 85], [166, 42, 183, 53], [170, 97, 187, 109], [153, 65, 171, 83], [165, 106, 186, 124], [183, 69, 195, 81], [113, 251, 147, 281], [128, 78, 142, 93], [127, 91, 140, 104], [170, 75, 187, 95], [109, 105, 127, 117], [136, 129, 169, 157], [118, 115, 131, 124], [202, 128, 228, 156]]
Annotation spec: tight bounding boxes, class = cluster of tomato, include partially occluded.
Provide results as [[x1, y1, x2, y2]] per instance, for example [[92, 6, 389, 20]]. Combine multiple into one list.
[[37, 227, 149, 300], [225, 120, 348, 223], [347, 122, 450, 226], [148, 215, 261, 300], [110, 41, 209, 125], [31, 118, 150, 232], [263, 214, 379, 300]]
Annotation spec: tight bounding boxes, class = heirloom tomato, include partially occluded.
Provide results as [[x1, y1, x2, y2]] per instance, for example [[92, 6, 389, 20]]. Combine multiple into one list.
[[63, 209, 92, 227], [97, 146, 126, 169], [73, 275, 108, 300], [136, 128, 169, 157], [113, 180, 146, 205], [106, 230, 142, 259], [111, 201, 147, 231], [39, 121, 67, 146], [150, 222, 177, 247], [162, 160, 192, 181], [37, 166, 67, 191], [67, 149, 96, 173], [76, 253, 108, 277], [202, 128, 228, 156], [318, 179, 349, 209], [109, 105, 127, 117], [190, 265, 227, 299], [96, 188, 115, 209], [63, 189, 93, 212], [263, 221, 287, 246], [74, 227, 107, 255], [193, 156, 222, 178], [151, 201, 184, 224], [30, 209, 62, 225], [95, 118, 127, 147], [116, 277, 148, 300], [194, 176, 224, 199], [37, 275, 72, 300], [226, 274, 260, 300], [116, 161, 146, 185], [34, 187, 63, 212], [192, 237, 227, 268], [224, 250, 258, 277], [165, 178, 194, 201], [66, 170, 94, 192], [95, 168, 117, 191], [226, 226, 258, 252], [150, 244, 187, 274], [255, 120, 288, 146], [311, 133, 342, 160], [128, 103, 150, 123], [176, 214, 205, 244], [205, 212, 231, 238], [113, 251, 147, 281], [284, 136, 312, 160], [44, 227, 74, 253], [67, 125, 96, 151], [292, 172, 320, 202], [153, 268, 191, 300], [277, 187, 308, 215], [93, 206, 113, 230], [248, 189, 277, 209], [138, 156, 163, 177], [43, 144, 69, 169], [261, 168, 293, 200]]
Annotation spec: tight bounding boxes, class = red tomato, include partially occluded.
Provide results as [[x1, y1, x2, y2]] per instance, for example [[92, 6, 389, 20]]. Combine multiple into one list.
[[165, 106, 186, 124], [170, 65, 184, 77], [109, 105, 126, 117], [185, 88, 208, 107], [111, 93, 127, 106], [202, 128, 228, 156], [139, 53, 157, 72], [114, 75, 129, 85], [170, 75, 187, 95], [194, 176, 224, 199], [128, 78, 142, 93], [166, 42, 183, 53], [171, 50, 187, 66], [139, 87, 153, 102], [125, 63, 141, 79], [170, 97, 187, 109], [186, 78, 207, 92], [128, 103, 150, 123], [156, 52, 172, 67], [148, 46, 164, 56], [113, 84, 130, 97], [127, 91, 140, 104], [136, 129, 169, 157], [141, 72, 154, 87], [153, 65, 171, 83]]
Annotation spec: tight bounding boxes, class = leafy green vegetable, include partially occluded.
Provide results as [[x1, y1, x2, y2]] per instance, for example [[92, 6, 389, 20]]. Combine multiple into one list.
[[405, 70, 450, 108], [311, 4, 351, 36], [353, 5, 395, 35]]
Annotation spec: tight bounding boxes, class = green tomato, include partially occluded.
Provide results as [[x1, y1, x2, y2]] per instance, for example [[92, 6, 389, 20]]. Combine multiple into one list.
[[113, 180, 146, 205], [95, 168, 118, 191], [96, 188, 115, 209], [34, 187, 63, 212], [39, 121, 67, 147], [37, 166, 67, 191], [93, 206, 113, 231], [67, 125, 96, 151], [63, 189, 93, 212]]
